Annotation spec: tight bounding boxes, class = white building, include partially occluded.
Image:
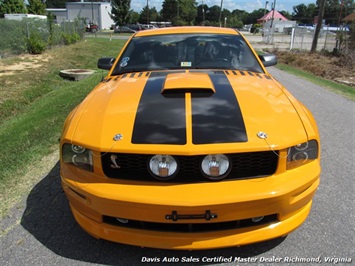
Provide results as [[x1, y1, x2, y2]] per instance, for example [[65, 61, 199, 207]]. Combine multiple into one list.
[[47, 2, 114, 30], [46, 8, 67, 23], [4, 14, 47, 20]]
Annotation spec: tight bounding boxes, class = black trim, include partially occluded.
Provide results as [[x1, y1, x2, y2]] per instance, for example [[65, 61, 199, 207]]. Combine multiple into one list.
[[101, 151, 278, 182], [103, 214, 279, 233]]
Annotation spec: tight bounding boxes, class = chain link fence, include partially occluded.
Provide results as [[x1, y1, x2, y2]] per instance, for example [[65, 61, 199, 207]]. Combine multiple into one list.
[[0, 17, 86, 58], [262, 21, 350, 53]]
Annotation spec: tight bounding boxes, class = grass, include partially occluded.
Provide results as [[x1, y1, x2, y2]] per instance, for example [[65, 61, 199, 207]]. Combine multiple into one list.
[[0, 35, 353, 217], [0, 37, 126, 217], [277, 63, 355, 101]]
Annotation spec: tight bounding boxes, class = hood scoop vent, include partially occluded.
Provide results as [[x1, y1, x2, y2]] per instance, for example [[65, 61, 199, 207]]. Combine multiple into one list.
[[161, 72, 215, 94]]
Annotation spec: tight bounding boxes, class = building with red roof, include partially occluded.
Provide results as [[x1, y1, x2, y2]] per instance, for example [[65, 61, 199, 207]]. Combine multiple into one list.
[[258, 10, 288, 23]]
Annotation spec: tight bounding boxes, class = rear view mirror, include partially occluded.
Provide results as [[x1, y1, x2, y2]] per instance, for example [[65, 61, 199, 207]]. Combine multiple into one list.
[[97, 57, 115, 70], [259, 54, 278, 67]]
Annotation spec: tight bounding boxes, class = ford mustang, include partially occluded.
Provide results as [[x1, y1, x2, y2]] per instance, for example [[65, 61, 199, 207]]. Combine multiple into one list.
[[60, 26, 321, 250]]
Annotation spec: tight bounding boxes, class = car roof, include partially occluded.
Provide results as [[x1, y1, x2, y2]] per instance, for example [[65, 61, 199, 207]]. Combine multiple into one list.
[[134, 26, 240, 37]]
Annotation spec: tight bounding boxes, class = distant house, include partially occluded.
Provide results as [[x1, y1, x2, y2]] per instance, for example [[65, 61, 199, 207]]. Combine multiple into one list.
[[342, 12, 355, 23], [46, 2, 114, 30], [259, 10, 295, 34], [258, 10, 288, 23]]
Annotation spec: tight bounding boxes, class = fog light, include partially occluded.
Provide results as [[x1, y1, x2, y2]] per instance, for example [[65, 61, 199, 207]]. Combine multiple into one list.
[[148, 155, 178, 180], [201, 154, 230, 180], [252, 216, 264, 223]]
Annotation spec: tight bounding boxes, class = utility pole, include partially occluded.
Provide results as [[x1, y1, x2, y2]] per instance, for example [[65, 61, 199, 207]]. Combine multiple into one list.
[[263, 1, 269, 17], [311, 0, 326, 53], [338, 0, 344, 25], [270, 0, 276, 29], [267, 0, 276, 44], [202, 0, 205, 25], [91, 0, 94, 23], [219, 0, 223, 27], [146, 0, 149, 24]]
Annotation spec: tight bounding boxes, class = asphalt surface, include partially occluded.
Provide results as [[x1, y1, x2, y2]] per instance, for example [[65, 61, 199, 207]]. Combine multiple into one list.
[[1, 67, 354, 265]]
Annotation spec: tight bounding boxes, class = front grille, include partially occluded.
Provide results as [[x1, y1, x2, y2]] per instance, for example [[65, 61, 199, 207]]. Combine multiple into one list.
[[103, 214, 278, 233], [101, 151, 278, 182]]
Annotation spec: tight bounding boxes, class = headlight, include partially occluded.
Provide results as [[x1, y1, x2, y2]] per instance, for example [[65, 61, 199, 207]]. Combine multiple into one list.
[[287, 140, 318, 170], [148, 155, 178, 180], [201, 154, 231, 180], [62, 144, 93, 172]]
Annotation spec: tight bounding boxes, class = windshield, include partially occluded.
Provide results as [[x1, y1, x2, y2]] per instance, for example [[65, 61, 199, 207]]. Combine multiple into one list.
[[111, 33, 263, 75]]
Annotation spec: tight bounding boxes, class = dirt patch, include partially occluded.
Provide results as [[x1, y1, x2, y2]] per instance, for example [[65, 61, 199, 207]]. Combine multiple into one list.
[[0, 54, 52, 77], [274, 50, 355, 87]]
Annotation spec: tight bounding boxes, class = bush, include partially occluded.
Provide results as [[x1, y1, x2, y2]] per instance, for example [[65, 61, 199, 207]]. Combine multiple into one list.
[[0, 17, 85, 57], [61, 33, 80, 45], [251, 24, 261, 34], [27, 34, 47, 54]]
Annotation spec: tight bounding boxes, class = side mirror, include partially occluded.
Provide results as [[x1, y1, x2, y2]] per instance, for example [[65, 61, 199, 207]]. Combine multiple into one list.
[[97, 57, 115, 70], [259, 54, 278, 67]]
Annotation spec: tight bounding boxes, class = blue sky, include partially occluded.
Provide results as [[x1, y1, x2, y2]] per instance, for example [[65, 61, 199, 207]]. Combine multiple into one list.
[[130, 0, 317, 13]]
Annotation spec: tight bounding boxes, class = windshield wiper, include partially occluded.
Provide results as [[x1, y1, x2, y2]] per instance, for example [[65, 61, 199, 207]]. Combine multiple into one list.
[[112, 68, 148, 75]]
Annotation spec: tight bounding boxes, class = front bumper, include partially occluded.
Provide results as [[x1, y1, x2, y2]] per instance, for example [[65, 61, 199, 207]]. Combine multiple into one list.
[[61, 161, 320, 250]]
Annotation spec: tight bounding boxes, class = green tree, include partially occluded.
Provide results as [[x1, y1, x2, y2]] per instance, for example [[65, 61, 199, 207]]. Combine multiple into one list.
[[232, 9, 249, 25], [161, 0, 178, 22], [196, 4, 208, 25], [292, 3, 308, 20], [220, 8, 231, 26], [0, 0, 27, 18], [279, 10, 292, 20], [292, 3, 317, 24], [110, 0, 131, 26], [244, 8, 265, 25], [205, 5, 220, 25], [27, 0, 46, 15], [161, 0, 197, 25], [178, 0, 197, 25], [139, 6, 159, 24], [228, 15, 243, 28], [323, 0, 355, 25], [128, 10, 139, 24]]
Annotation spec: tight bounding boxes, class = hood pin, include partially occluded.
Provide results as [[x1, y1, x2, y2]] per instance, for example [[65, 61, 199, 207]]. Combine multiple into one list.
[[257, 131, 268, 139], [113, 134, 123, 141]]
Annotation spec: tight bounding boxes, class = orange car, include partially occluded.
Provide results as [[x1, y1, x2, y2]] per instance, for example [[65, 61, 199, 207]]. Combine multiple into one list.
[[60, 26, 321, 250]]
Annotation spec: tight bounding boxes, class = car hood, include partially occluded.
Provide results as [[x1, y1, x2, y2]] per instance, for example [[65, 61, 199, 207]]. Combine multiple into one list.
[[63, 70, 308, 154]]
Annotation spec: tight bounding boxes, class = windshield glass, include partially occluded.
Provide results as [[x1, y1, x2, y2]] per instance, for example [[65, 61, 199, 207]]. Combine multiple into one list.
[[112, 33, 263, 75]]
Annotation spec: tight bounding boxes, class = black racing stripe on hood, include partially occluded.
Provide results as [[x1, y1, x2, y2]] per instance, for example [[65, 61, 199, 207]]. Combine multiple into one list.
[[131, 72, 187, 144], [191, 72, 248, 144]]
